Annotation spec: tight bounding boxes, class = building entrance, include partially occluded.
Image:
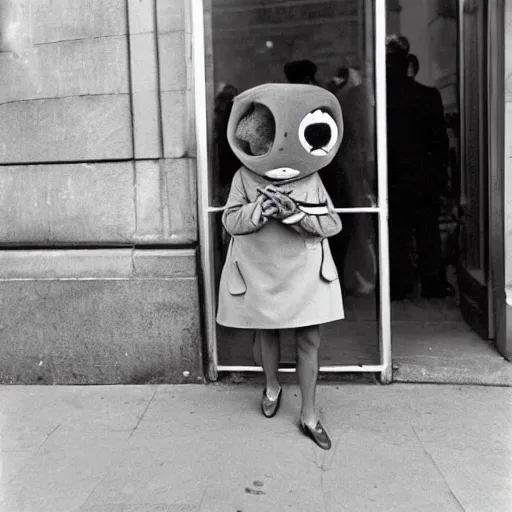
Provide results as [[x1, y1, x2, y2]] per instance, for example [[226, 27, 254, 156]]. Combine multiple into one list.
[[193, 0, 510, 383]]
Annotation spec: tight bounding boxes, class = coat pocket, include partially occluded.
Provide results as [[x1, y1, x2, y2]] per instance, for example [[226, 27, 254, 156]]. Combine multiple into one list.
[[320, 239, 339, 282], [227, 261, 247, 295]]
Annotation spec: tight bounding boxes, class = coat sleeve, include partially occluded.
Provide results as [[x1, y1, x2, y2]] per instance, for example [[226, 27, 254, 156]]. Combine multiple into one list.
[[222, 170, 268, 236], [286, 174, 342, 238]]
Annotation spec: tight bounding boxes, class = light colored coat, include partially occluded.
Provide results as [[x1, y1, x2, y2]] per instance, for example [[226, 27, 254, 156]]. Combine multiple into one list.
[[216, 168, 344, 329]]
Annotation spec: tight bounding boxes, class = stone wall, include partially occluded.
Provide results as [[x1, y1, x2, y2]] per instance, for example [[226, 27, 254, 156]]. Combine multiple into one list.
[[0, 0, 203, 383]]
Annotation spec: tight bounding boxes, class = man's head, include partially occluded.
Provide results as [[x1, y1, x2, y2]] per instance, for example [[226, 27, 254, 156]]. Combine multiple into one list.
[[385, 34, 410, 55], [284, 60, 318, 85], [386, 34, 410, 81], [407, 54, 419, 78]]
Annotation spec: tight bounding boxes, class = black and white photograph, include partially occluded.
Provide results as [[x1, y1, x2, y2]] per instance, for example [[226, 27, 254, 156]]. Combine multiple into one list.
[[0, 0, 510, 510]]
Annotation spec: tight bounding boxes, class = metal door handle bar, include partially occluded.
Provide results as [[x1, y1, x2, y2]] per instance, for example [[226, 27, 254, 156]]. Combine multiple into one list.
[[208, 207, 381, 214]]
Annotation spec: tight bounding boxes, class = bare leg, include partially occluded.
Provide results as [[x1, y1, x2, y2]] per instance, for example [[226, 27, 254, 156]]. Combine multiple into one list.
[[259, 329, 281, 399], [296, 325, 321, 427], [252, 331, 263, 366]]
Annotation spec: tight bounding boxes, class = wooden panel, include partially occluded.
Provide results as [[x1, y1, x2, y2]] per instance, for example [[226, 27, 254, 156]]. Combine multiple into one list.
[[0, 162, 136, 244], [458, 266, 489, 340], [0, 95, 133, 163], [460, 7, 485, 270]]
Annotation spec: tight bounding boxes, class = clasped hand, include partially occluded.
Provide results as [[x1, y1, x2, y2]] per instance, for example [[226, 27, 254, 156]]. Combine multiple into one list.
[[257, 185, 298, 220]]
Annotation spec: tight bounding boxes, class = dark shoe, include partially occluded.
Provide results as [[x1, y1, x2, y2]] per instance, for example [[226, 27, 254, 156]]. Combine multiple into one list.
[[261, 387, 282, 418], [301, 420, 332, 450]]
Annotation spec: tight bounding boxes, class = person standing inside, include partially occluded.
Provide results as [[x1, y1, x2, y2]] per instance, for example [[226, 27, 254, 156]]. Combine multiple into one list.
[[283, 59, 319, 86], [386, 37, 454, 299], [321, 66, 377, 295]]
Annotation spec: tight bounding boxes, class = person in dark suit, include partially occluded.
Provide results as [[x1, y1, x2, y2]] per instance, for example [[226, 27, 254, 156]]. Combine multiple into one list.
[[407, 53, 420, 79], [386, 40, 454, 300], [320, 66, 377, 295]]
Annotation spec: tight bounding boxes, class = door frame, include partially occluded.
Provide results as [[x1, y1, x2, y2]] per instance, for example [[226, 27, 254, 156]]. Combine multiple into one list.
[[484, 0, 509, 358], [458, 0, 508, 354], [192, 0, 392, 383]]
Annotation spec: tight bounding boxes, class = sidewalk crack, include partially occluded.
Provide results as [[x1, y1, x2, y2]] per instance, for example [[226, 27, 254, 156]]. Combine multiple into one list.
[[129, 387, 158, 437], [321, 472, 330, 512], [81, 471, 109, 509], [38, 423, 61, 449], [412, 427, 466, 511]]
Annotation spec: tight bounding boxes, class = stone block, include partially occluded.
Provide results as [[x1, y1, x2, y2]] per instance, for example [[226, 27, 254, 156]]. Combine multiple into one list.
[[161, 90, 192, 158], [158, 31, 187, 91], [129, 32, 161, 158], [132, 92, 162, 159], [0, 277, 203, 384], [133, 249, 196, 278], [0, 162, 136, 244], [0, 250, 133, 279], [31, 0, 127, 44], [0, 36, 129, 103], [135, 160, 163, 239], [0, 248, 197, 279], [0, 95, 133, 163], [130, 33, 159, 94], [128, 0, 155, 35], [157, 0, 186, 33], [0, 0, 32, 55], [163, 158, 197, 243]]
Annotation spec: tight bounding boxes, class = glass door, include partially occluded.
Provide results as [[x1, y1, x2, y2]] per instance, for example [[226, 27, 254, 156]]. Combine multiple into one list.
[[192, 0, 391, 382]]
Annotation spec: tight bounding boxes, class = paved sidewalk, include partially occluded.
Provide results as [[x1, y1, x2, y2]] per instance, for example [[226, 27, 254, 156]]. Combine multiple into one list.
[[0, 383, 511, 512]]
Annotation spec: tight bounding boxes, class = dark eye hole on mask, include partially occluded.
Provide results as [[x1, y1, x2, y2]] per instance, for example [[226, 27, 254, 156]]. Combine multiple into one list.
[[234, 102, 276, 156], [304, 123, 331, 152]]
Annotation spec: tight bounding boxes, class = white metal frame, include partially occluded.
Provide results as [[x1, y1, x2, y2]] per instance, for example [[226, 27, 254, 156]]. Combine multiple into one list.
[[192, 0, 392, 383]]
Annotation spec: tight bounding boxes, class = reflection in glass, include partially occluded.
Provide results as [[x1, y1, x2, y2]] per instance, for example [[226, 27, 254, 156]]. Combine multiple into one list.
[[210, 0, 377, 208], [214, 213, 380, 367]]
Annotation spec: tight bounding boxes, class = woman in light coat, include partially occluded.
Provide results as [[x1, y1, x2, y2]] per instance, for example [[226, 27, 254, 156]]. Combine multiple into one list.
[[217, 84, 345, 450]]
